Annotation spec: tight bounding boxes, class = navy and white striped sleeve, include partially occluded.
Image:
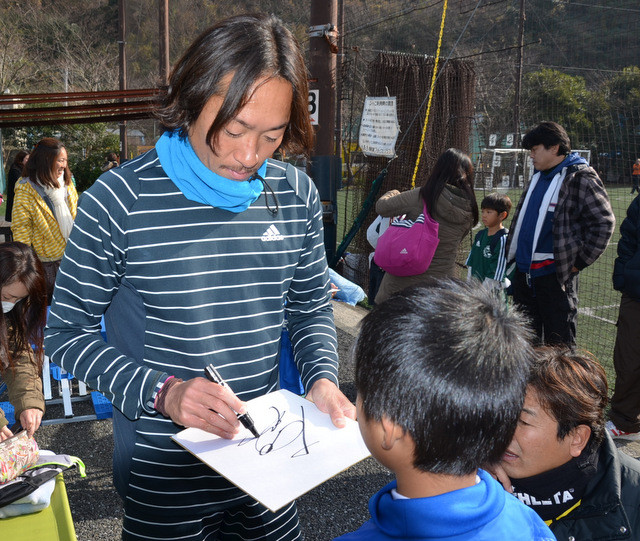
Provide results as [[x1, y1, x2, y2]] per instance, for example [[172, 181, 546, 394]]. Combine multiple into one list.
[[44, 168, 167, 419], [285, 170, 339, 392]]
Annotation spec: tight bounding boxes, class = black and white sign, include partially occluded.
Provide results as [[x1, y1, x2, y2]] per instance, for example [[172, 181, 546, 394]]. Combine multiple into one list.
[[358, 97, 400, 158], [308, 90, 319, 125]]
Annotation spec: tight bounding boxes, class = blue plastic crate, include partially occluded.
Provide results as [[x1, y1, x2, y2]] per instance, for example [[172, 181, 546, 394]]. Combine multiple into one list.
[[91, 392, 113, 419], [0, 401, 16, 426], [50, 363, 74, 381]]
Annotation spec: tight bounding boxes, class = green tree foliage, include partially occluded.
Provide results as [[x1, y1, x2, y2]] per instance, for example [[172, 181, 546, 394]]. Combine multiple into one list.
[[71, 150, 116, 193], [597, 67, 640, 177], [608, 66, 640, 109], [59, 124, 120, 192], [520, 68, 592, 147], [124, 0, 308, 88], [0, 1, 119, 94]]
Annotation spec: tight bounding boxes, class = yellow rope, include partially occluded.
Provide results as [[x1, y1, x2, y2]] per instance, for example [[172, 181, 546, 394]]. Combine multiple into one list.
[[410, 0, 449, 188]]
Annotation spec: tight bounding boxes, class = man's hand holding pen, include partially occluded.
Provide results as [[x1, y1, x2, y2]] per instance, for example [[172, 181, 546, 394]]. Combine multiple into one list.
[[204, 365, 260, 437], [158, 369, 356, 439], [160, 377, 250, 439]]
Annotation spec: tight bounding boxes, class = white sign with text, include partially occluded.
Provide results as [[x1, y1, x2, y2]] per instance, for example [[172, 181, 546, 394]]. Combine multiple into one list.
[[358, 97, 400, 158]]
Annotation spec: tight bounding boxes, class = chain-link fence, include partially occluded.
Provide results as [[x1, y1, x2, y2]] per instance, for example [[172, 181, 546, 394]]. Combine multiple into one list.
[[335, 0, 640, 378]]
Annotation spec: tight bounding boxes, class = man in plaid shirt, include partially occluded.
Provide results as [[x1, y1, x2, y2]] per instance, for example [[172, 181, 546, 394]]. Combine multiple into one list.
[[505, 122, 615, 347]]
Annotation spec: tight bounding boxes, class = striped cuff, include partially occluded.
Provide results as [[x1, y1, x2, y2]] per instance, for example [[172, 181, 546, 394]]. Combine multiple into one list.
[[146, 375, 170, 411], [154, 376, 184, 417]]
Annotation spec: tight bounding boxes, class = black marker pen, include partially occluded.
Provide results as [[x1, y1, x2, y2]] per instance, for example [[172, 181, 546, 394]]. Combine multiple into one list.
[[205, 364, 260, 438]]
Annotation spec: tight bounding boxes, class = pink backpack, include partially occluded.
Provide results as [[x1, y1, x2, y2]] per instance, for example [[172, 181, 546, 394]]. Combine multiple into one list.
[[373, 201, 439, 276]]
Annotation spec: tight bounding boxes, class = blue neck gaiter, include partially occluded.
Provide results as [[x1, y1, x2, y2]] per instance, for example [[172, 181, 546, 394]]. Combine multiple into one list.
[[155, 130, 266, 213]]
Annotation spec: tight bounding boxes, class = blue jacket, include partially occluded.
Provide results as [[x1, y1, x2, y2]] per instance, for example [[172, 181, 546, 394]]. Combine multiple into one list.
[[506, 156, 614, 286], [334, 470, 555, 540], [613, 195, 640, 301], [514, 155, 584, 278]]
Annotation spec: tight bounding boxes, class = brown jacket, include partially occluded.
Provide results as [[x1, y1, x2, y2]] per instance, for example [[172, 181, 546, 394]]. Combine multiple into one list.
[[374, 185, 475, 303], [0, 349, 45, 429]]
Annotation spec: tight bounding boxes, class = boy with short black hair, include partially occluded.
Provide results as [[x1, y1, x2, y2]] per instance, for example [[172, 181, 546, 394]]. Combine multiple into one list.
[[335, 280, 555, 540], [466, 192, 512, 290]]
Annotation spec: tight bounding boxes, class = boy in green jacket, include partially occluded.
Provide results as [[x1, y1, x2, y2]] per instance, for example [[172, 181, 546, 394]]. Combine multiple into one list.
[[466, 192, 512, 291]]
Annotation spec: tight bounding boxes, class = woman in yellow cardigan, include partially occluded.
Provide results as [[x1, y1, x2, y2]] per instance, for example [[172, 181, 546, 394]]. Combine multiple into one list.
[[11, 138, 78, 303]]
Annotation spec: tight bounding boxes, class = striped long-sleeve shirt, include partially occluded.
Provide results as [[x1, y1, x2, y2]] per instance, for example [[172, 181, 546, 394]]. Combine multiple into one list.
[[44, 150, 338, 519]]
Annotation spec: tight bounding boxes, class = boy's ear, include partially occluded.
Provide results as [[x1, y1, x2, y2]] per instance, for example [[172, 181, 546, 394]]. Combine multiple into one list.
[[569, 425, 591, 457], [380, 416, 405, 451], [499, 211, 508, 222]]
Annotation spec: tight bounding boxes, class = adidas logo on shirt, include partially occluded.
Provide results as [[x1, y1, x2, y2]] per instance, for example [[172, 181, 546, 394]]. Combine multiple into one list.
[[400, 248, 408, 254], [261, 224, 284, 242]]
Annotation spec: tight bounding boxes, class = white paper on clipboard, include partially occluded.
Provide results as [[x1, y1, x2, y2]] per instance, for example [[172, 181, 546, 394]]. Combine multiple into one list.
[[172, 389, 370, 512]]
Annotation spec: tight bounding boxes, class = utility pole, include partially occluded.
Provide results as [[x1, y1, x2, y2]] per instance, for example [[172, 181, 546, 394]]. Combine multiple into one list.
[[514, 0, 525, 148], [118, 0, 128, 161], [336, 0, 344, 167], [308, 0, 340, 263], [159, 0, 170, 86]]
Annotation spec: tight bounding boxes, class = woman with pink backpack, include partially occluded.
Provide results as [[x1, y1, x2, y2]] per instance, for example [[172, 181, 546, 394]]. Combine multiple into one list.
[[374, 148, 478, 303]]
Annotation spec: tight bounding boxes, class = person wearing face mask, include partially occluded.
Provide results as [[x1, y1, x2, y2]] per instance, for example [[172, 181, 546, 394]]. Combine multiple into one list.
[[0, 242, 48, 441], [11, 138, 78, 304]]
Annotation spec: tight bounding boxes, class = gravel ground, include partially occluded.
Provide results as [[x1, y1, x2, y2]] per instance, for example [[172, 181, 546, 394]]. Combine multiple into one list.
[[31, 300, 640, 540]]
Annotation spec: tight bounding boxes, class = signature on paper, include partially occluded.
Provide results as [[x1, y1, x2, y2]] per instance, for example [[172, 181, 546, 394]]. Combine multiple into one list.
[[238, 405, 319, 458]]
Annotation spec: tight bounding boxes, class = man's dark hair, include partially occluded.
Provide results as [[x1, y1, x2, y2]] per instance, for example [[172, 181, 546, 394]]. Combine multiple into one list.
[[528, 347, 608, 455], [355, 279, 534, 475], [155, 13, 314, 157], [521, 121, 571, 155], [481, 192, 512, 218]]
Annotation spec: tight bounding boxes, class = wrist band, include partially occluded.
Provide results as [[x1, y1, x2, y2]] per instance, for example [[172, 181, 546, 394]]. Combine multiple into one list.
[[148, 376, 167, 410], [154, 376, 183, 417]]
